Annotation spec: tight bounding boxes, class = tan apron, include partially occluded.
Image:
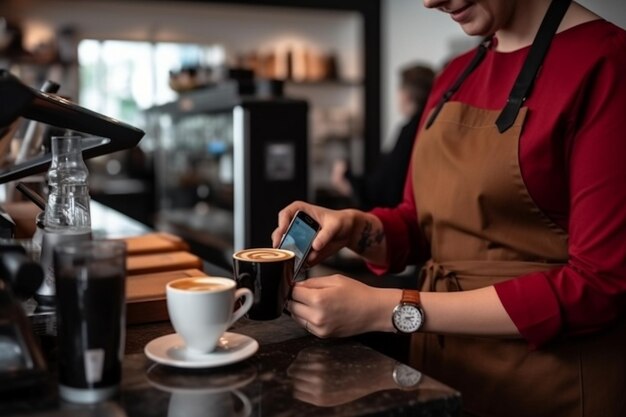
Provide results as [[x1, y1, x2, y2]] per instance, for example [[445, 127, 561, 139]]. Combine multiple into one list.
[[409, 101, 626, 416]]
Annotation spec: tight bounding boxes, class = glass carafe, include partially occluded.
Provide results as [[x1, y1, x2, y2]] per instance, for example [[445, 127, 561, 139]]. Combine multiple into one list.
[[37, 135, 92, 307], [44, 136, 92, 231]]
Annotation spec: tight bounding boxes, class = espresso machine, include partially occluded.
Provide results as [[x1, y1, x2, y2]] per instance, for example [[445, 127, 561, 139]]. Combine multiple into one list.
[[0, 69, 145, 394], [0, 245, 47, 392], [0, 69, 144, 184]]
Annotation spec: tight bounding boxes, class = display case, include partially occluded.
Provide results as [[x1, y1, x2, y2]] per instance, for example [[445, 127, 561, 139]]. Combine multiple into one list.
[[146, 81, 308, 268]]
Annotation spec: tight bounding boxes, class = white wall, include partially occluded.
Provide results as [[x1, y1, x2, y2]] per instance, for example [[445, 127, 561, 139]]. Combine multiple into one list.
[[381, 0, 626, 149]]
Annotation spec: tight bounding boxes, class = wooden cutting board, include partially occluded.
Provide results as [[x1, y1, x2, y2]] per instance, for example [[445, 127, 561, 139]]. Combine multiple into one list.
[[114, 233, 209, 324], [126, 268, 207, 324], [126, 251, 203, 276], [122, 232, 189, 255]]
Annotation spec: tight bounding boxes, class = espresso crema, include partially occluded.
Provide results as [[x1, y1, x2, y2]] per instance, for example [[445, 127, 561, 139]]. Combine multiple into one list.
[[169, 278, 231, 292], [233, 248, 294, 262]]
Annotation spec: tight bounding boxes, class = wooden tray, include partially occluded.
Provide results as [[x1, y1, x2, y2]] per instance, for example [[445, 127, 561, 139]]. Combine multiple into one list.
[[122, 232, 189, 255], [126, 268, 207, 325], [126, 251, 203, 276]]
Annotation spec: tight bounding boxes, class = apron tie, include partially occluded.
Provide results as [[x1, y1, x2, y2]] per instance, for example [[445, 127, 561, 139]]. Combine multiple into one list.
[[419, 259, 462, 349], [419, 258, 566, 292], [420, 259, 462, 293]]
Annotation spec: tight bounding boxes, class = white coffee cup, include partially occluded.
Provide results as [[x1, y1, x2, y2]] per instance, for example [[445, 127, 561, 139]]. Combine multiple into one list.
[[168, 390, 252, 417], [166, 277, 253, 354]]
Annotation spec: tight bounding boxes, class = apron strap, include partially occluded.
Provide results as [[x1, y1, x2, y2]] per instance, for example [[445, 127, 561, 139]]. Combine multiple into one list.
[[425, 37, 491, 130], [495, 0, 572, 132]]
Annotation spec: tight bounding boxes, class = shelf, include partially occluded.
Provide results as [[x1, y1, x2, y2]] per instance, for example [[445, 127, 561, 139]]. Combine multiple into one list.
[[147, 80, 307, 116]]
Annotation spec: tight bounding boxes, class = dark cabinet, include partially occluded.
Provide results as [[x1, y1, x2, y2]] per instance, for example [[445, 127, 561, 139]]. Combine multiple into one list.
[[147, 82, 308, 268]]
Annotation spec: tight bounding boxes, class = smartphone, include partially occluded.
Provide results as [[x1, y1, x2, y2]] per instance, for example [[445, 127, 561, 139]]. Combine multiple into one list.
[[278, 210, 320, 279]]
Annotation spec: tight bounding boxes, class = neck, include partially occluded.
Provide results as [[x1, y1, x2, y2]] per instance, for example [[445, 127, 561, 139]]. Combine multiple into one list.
[[495, 1, 600, 52], [495, 0, 552, 52]]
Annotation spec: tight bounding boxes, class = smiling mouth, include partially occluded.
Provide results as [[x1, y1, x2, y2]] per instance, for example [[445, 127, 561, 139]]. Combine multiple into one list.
[[441, 3, 473, 22], [441, 3, 472, 15]]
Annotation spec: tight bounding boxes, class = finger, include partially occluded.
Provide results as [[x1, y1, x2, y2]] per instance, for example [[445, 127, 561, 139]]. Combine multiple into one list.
[[298, 347, 332, 361], [290, 285, 324, 307], [271, 227, 284, 248], [311, 215, 344, 254], [287, 301, 320, 336], [290, 361, 327, 373], [293, 386, 338, 408], [272, 201, 308, 247], [292, 388, 318, 406], [292, 380, 317, 397], [287, 297, 317, 317], [278, 201, 307, 230], [287, 362, 326, 379], [311, 224, 334, 252], [295, 317, 320, 337], [291, 311, 317, 336], [293, 378, 325, 398]]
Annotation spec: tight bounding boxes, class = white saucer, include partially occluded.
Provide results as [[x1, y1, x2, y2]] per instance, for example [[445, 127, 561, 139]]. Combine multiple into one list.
[[146, 362, 257, 394], [144, 332, 259, 369]]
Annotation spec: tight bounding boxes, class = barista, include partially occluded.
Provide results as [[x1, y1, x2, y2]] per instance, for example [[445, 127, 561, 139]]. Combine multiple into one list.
[[273, 0, 626, 416]]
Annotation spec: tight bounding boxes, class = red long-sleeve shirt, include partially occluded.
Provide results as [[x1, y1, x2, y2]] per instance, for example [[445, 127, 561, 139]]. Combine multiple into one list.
[[370, 20, 626, 347]]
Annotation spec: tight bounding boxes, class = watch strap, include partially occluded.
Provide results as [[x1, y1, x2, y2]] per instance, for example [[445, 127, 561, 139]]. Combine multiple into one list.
[[401, 289, 421, 306]]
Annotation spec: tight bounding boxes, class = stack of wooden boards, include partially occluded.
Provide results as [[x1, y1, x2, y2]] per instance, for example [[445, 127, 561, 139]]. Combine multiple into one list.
[[124, 233, 206, 325]]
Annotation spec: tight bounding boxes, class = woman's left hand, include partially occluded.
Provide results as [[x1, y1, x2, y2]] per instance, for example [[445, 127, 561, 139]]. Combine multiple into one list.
[[287, 275, 399, 337]]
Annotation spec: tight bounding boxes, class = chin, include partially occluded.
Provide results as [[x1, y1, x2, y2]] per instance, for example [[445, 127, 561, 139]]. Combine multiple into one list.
[[458, 21, 494, 37]]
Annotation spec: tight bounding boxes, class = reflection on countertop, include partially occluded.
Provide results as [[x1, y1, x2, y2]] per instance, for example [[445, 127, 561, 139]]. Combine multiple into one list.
[[121, 318, 461, 417], [4, 316, 461, 417]]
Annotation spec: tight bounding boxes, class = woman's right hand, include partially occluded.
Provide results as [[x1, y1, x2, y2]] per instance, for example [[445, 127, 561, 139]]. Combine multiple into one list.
[[271, 201, 358, 266]]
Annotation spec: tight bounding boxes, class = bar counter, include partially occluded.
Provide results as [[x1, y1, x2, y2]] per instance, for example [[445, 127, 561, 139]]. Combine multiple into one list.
[[3, 203, 462, 416], [5, 315, 461, 417]]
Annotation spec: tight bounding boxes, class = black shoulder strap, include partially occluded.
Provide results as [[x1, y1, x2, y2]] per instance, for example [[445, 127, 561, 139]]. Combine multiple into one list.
[[495, 0, 571, 132], [425, 38, 491, 130]]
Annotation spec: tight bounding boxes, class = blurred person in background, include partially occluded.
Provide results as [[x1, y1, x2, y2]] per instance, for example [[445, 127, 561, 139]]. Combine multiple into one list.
[[331, 64, 435, 210]]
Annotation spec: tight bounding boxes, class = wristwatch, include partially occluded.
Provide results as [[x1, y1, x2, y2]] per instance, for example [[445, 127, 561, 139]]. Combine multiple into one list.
[[392, 362, 423, 388], [392, 289, 425, 333]]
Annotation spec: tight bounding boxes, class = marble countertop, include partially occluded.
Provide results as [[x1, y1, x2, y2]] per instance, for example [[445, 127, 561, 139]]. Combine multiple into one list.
[[2, 200, 461, 416], [4, 315, 461, 417]]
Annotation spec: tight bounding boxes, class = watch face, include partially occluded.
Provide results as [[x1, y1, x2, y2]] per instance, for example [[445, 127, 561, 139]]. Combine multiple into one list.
[[393, 363, 423, 388], [393, 304, 423, 333]]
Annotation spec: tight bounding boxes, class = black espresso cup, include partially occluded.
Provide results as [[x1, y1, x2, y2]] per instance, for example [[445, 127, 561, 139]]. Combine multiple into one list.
[[233, 248, 294, 320]]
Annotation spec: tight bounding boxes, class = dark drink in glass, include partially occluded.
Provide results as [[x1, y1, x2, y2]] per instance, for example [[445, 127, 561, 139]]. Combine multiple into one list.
[[54, 240, 126, 404]]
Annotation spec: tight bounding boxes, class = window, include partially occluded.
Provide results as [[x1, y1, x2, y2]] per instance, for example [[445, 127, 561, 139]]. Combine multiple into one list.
[[78, 39, 225, 149]]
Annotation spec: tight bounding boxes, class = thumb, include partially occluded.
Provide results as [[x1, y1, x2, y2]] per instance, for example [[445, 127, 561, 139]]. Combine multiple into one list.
[[311, 224, 336, 252]]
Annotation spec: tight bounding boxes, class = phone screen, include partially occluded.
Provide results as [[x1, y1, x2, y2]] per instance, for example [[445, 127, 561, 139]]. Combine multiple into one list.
[[279, 212, 319, 278]]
